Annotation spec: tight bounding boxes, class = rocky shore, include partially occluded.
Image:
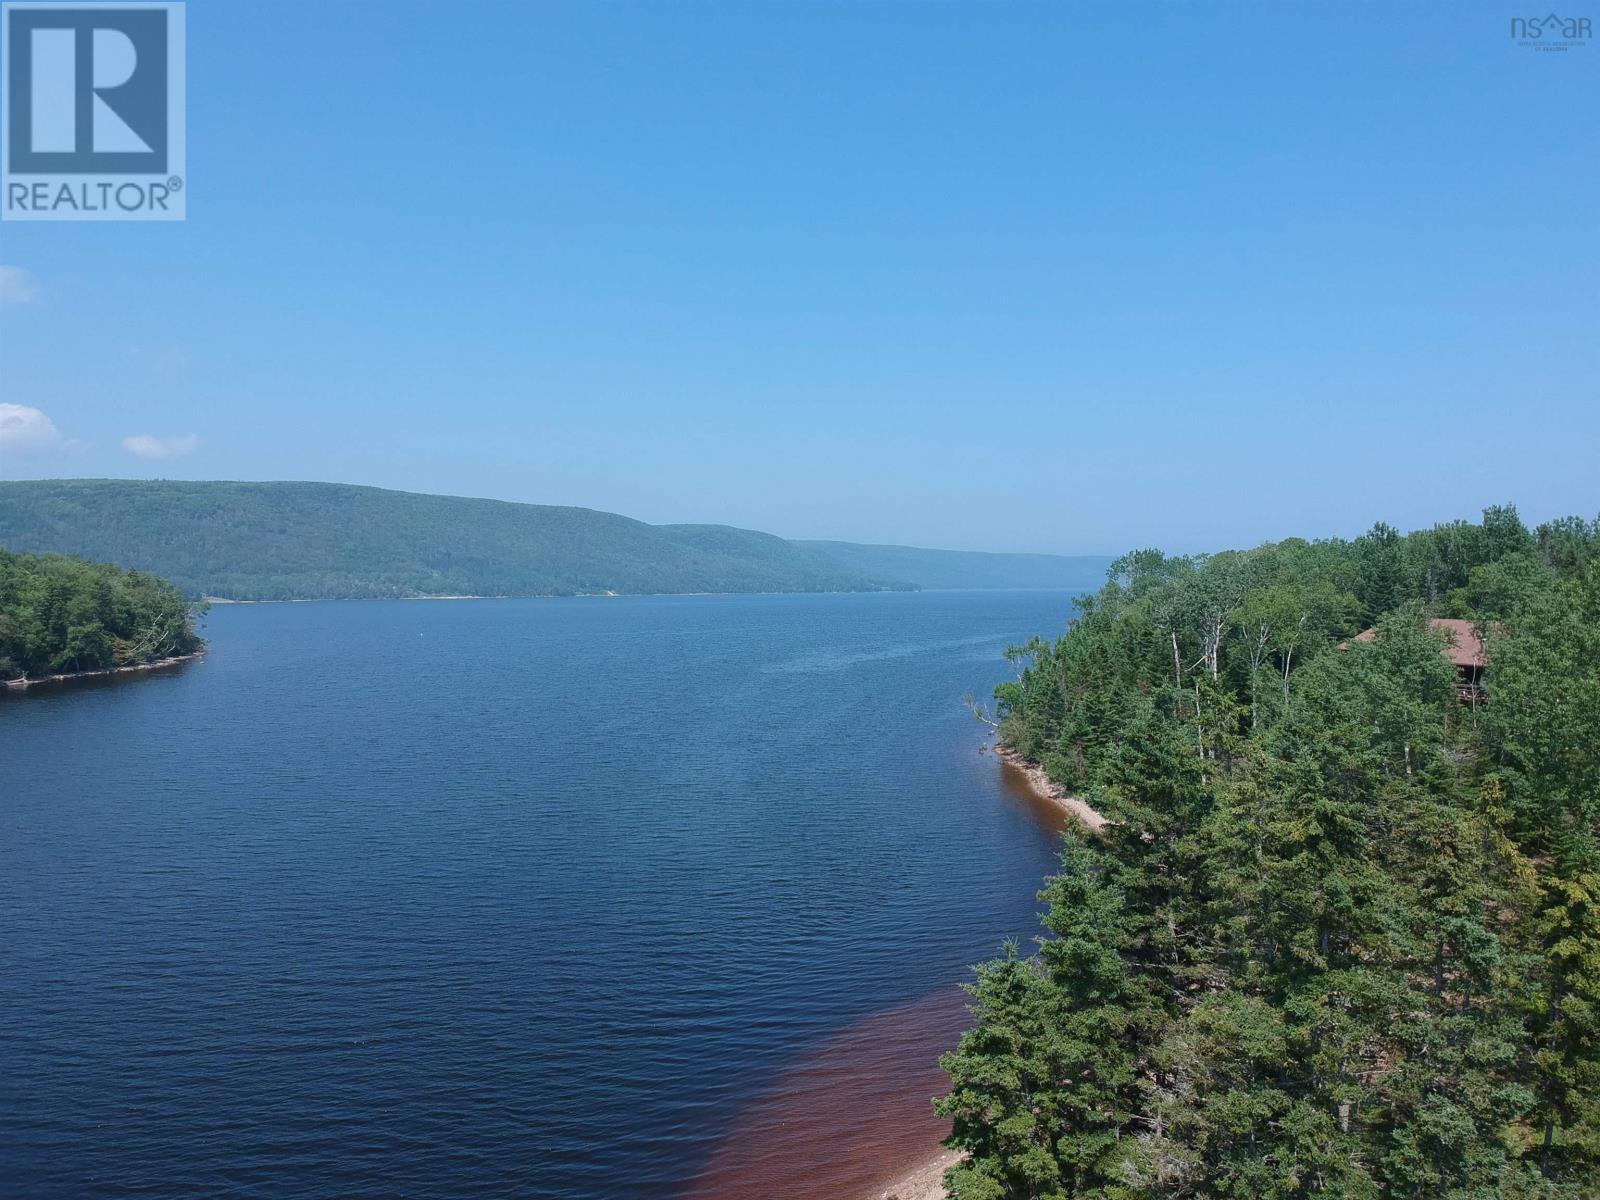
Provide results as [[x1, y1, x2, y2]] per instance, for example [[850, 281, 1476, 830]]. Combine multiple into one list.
[[3, 652, 204, 691]]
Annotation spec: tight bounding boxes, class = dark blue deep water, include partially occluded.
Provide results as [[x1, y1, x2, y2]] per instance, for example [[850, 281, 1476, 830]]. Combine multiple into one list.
[[2, 590, 1085, 1199]]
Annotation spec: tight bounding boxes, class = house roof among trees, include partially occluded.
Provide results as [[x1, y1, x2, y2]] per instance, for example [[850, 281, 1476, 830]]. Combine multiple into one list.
[[1350, 617, 1487, 668]]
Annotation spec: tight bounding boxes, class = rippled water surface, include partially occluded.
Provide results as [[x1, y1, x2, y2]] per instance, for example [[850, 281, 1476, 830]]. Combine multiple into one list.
[[3, 590, 1087, 1198]]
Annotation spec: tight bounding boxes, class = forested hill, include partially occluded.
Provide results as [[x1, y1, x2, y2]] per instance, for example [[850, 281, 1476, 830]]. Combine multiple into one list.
[[0, 480, 1110, 601], [940, 505, 1600, 1199]]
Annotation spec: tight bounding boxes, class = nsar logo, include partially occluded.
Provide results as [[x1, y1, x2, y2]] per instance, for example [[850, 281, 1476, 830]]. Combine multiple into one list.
[[2, 2, 185, 221], [1510, 12, 1593, 50]]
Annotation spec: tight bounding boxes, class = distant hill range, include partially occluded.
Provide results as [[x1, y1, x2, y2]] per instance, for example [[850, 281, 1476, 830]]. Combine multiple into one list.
[[0, 480, 1111, 601]]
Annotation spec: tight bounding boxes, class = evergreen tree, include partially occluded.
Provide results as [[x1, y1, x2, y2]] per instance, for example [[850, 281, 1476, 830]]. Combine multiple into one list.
[[940, 837, 1147, 1199]]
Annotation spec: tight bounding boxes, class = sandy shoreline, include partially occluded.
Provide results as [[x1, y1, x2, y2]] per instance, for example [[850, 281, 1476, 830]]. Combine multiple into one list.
[[874, 1149, 963, 1200], [993, 745, 1108, 830], [2, 651, 205, 691]]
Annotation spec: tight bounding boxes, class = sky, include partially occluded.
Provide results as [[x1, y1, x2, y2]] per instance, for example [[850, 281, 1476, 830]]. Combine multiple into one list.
[[0, 1, 1595, 555]]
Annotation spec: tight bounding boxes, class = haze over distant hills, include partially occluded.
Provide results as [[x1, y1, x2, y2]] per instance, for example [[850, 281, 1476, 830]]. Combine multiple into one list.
[[0, 480, 1111, 601]]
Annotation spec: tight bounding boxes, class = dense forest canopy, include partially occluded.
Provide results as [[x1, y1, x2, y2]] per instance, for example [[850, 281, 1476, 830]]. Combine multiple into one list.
[[941, 506, 1600, 1199], [0, 548, 205, 682], [0, 479, 1111, 600]]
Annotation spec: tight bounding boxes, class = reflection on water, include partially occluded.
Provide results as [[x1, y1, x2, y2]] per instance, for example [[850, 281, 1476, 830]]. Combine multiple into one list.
[[0, 654, 202, 700]]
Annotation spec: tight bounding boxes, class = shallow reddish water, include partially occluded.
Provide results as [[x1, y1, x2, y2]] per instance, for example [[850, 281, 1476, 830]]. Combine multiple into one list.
[[997, 754, 1074, 837], [683, 985, 972, 1200], [684, 754, 1068, 1200]]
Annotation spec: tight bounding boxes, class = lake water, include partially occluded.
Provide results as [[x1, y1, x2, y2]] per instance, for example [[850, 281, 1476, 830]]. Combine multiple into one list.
[[2, 589, 1088, 1199]]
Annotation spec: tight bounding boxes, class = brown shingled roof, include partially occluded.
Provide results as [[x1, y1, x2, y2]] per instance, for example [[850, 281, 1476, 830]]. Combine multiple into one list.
[[1347, 618, 1486, 668], [1430, 618, 1488, 668]]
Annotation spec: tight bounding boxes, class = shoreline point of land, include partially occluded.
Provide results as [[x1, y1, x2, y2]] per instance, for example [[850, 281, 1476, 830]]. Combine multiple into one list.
[[2, 651, 205, 691], [993, 745, 1108, 831]]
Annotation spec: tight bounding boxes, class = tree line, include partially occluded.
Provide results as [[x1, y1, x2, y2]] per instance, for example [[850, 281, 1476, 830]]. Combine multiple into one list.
[[0, 548, 206, 681], [940, 506, 1600, 1198]]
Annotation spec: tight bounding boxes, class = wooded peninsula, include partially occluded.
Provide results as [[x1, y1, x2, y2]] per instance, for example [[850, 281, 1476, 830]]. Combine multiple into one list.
[[0, 548, 206, 685], [941, 506, 1600, 1199]]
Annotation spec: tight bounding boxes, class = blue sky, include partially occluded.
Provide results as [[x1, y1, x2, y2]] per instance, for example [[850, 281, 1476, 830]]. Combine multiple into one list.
[[0, 1, 1595, 554]]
